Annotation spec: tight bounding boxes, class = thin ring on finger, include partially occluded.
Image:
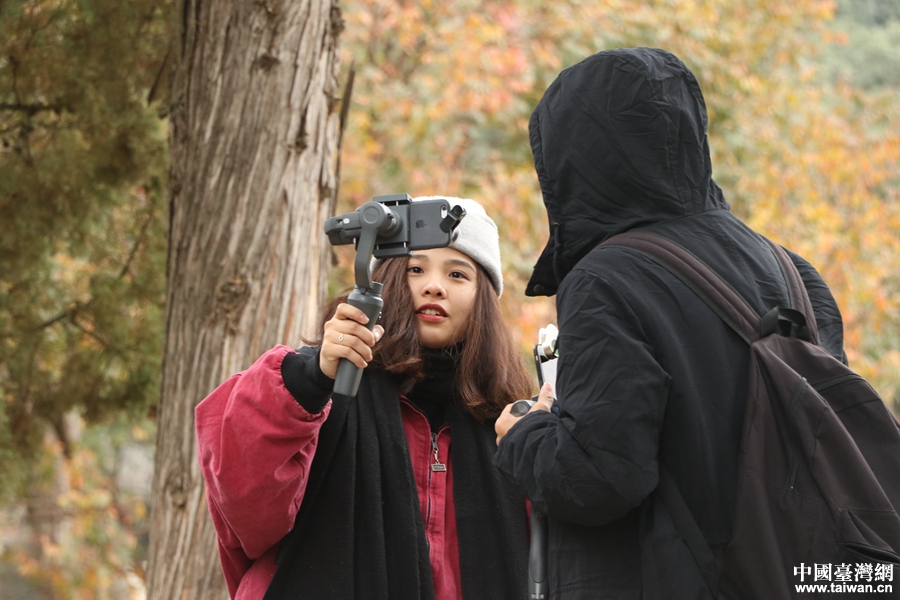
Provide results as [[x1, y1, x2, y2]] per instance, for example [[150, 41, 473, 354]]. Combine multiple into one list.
[[338, 334, 344, 343]]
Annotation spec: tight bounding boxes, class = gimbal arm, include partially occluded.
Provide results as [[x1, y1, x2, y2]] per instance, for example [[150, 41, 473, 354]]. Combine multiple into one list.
[[332, 202, 399, 396]]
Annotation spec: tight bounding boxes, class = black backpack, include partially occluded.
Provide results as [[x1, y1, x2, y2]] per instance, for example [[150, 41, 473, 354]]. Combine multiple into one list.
[[606, 231, 900, 599]]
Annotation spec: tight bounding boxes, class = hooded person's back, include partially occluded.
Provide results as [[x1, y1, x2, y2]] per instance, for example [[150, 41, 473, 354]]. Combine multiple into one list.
[[495, 48, 845, 599]]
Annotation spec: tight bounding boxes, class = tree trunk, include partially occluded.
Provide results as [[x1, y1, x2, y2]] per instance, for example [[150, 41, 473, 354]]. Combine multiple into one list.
[[146, 0, 344, 597]]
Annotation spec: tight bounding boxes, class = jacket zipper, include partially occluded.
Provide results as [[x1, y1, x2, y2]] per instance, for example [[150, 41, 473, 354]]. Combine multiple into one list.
[[400, 399, 450, 558], [425, 428, 448, 554], [787, 377, 808, 490], [431, 432, 447, 472]]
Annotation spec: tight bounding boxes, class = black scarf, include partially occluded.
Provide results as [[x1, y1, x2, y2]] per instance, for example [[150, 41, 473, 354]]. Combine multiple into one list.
[[263, 367, 529, 600], [405, 346, 460, 431]]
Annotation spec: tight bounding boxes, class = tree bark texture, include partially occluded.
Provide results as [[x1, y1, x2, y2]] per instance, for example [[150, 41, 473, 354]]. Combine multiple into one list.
[[146, 1, 344, 598]]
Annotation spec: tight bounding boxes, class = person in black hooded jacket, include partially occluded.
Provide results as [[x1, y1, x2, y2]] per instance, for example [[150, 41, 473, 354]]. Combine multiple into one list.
[[493, 47, 847, 600]]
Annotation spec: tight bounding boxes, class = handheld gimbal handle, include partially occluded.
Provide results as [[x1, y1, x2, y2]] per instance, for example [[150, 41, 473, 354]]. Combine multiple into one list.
[[529, 509, 549, 599], [333, 284, 383, 396]]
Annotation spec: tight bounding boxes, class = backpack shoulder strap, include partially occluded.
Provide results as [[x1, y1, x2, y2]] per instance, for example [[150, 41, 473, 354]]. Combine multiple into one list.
[[600, 231, 760, 344], [762, 239, 819, 345], [599, 231, 823, 577], [599, 230, 763, 574]]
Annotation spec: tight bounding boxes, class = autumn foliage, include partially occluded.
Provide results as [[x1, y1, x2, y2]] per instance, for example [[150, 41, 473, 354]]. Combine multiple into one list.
[[337, 0, 900, 411]]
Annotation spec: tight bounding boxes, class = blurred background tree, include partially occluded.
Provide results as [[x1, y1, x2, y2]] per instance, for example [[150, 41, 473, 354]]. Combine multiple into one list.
[[1, 0, 170, 597], [0, 0, 170, 501], [0, 0, 898, 597], [821, 0, 900, 89]]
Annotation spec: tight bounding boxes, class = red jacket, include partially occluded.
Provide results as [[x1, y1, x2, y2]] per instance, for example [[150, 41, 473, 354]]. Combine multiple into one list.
[[196, 345, 462, 600]]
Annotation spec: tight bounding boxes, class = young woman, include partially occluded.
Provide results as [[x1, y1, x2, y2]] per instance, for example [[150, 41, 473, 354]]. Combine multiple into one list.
[[195, 198, 534, 600]]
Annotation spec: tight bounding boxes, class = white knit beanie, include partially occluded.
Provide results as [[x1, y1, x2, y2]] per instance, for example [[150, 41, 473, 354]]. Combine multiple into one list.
[[372, 196, 504, 296], [418, 196, 503, 297]]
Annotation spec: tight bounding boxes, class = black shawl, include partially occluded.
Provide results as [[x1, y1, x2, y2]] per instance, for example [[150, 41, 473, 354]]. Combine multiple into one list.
[[263, 369, 529, 599]]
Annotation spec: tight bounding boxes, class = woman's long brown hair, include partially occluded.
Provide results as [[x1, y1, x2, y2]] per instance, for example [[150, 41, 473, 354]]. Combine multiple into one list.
[[310, 256, 533, 420]]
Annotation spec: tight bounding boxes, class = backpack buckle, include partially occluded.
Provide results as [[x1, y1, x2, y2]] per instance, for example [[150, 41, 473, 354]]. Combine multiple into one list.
[[760, 307, 811, 341]]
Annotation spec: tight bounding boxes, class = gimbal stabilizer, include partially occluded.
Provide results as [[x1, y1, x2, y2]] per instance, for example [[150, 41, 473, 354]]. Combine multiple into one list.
[[511, 325, 558, 599], [323, 193, 466, 396]]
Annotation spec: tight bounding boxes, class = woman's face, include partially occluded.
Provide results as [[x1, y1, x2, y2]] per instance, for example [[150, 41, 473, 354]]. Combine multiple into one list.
[[407, 247, 479, 349]]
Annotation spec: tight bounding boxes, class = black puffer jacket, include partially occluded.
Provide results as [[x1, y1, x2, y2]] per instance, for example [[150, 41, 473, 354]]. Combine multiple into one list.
[[494, 48, 846, 599]]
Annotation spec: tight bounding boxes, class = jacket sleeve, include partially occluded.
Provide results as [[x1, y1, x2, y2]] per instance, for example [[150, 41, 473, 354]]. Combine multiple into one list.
[[495, 269, 670, 527], [786, 249, 847, 365], [195, 344, 333, 594]]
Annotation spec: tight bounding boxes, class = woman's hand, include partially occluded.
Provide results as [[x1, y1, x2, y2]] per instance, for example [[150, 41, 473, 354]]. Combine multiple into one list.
[[495, 382, 553, 445], [319, 303, 385, 380]]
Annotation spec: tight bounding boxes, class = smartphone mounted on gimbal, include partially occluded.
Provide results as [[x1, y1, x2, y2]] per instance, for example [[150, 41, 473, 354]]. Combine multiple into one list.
[[323, 194, 466, 396]]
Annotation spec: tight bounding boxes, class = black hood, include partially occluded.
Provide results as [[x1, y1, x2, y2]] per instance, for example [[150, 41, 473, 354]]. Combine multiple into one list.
[[526, 47, 729, 296]]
